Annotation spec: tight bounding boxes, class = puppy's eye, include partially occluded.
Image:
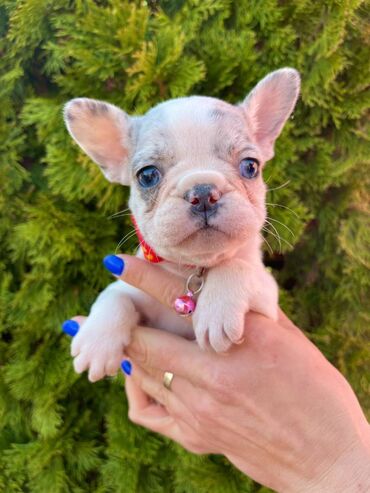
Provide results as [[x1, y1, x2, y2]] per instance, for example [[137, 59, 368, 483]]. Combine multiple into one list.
[[239, 158, 260, 179], [137, 165, 162, 188]]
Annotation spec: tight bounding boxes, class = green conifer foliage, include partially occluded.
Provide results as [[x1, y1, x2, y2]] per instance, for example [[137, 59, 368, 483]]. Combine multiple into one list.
[[0, 1, 369, 491]]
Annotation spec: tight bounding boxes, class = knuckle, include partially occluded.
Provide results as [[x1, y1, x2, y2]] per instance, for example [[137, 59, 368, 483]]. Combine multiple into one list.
[[168, 406, 183, 422], [138, 341, 151, 367], [154, 385, 168, 407], [128, 257, 147, 287], [246, 318, 277, 348], [162, 282, 182, 309], [190, 413, 209, 437], [160, 351, 179, 373], [192, 394, 217, 422], [127, 409, 135, 422], [206, 367, 233, 403], [129, 334, 151, 367], [182, 440, 206, 455], [128, 409, 140, 424]]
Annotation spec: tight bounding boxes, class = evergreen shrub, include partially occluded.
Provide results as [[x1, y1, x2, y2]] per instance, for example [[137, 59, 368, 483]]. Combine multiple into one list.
[[0, 1, 369, 492]]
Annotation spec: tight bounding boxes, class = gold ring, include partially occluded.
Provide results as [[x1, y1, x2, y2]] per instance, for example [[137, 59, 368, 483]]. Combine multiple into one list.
[[163, 371, 174, 390]]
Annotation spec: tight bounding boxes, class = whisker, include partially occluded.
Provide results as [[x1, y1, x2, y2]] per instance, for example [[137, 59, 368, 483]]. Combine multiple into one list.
[[260, 233, 274, 255], [263, 221, 282, 253], [135, 238, 146, 256], [115, 233, 137, 253], [266, 180, 291, 193], [115, 229, 137, 253], [267, 216, 295, 238], [117, 232, 138, 252], [263, 226, 294, 253], [262, 229, 278, 254], [262, 226, 281, 253], [266, 202, 300, 219], [108, 207, 130, 219], [263, 226, 294, 250], [108, 212, 132, 220]]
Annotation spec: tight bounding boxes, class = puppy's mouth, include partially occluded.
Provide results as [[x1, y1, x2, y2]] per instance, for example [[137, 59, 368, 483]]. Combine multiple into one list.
[[200, 215, 217, 229], [176, 221, 228, 246], [164, 221, 239, 266], [196, 216, 219, 230]]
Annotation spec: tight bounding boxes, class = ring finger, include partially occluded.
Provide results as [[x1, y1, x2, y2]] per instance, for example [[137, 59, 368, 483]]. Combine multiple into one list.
[[126, 358, 216, 433], [127, 361, 193, 417], [124, 371, 211, 454]]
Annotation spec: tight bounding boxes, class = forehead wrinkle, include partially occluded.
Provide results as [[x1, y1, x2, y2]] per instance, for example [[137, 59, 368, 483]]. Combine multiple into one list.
[[213, 114, 253, 160], [132, 129, 175, 175], [156, 99, 227, 159], [137, 97, 253, 167], [132, 108, 178, 171], [132, 143, 166, 168], [227, 135, 260, 161], [208, 108, 227, 122]]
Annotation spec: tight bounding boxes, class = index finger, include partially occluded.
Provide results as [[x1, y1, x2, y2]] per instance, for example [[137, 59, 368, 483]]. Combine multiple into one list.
[[126, 325, 212, 388], [104, 254, 188, 313]]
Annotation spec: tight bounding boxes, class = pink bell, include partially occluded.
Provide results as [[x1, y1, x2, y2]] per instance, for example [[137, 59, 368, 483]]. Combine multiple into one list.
[[174, 291, 196, 316]]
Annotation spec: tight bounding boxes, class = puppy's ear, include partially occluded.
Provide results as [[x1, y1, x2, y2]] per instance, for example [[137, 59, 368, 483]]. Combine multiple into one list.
[[241, 68, 300, 161], [63, 98, 132, 184]]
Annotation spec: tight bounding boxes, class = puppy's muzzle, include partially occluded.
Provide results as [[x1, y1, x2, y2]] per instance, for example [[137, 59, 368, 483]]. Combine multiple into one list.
[[184, 184, 221, 219]]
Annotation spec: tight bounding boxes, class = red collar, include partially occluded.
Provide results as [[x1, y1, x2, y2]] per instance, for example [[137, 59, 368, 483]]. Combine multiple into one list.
[[131, 216, 164, 263]]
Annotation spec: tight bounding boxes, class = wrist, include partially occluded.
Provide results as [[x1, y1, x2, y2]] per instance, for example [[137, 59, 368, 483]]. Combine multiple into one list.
[[301, 433, 370, 493]]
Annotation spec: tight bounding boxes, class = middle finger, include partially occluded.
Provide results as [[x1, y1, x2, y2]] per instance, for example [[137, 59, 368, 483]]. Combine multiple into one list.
[[127, 358, 218, 431]]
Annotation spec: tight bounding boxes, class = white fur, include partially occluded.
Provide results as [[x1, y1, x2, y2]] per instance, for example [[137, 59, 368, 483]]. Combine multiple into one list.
[[63, 68, 300, 381]]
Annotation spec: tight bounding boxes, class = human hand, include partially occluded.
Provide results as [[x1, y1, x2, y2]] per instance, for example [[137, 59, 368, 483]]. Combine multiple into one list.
[[64, 255, 370, 493]]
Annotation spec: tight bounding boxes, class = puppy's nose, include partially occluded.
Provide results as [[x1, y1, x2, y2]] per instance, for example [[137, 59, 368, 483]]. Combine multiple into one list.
[[184, 184, 222, 217]]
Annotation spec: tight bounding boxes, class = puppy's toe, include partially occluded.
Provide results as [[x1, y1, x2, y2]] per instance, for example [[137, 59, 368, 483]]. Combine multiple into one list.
[[71, 337, 82, 357], [105, 356, 121, 376], [209, 325, 233, 353], [194, 322, 209, 350], [74, 353, 89, 374], [88, 359, 106, 383], [222, 314, 245, 345]]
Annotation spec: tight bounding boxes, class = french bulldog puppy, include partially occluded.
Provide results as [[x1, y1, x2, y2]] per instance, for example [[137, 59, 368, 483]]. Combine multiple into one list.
[[64, 68, 300, 382]]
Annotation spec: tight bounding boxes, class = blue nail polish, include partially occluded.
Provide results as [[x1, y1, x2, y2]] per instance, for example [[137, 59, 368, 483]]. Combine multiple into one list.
[[103, 255, 125, 276], [62, 319, 79, 337], [121, 360, 132, 376]]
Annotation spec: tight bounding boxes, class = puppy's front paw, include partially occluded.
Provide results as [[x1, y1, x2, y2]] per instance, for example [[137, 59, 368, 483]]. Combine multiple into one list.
[[71, 314, 134, 382], [193, 293, 248, 352]]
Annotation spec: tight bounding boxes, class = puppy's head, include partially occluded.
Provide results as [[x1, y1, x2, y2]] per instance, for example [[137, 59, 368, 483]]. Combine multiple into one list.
[[64, 68, 300, 266]]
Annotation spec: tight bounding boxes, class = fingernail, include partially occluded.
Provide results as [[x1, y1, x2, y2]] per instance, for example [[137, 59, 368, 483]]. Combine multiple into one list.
[[103, 255, 125, 276], [62, 319, 79, 337], [121, 360, 132, 376]]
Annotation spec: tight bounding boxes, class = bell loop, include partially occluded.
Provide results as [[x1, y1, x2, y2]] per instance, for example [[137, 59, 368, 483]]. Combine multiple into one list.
[[185, 269, 205, 295]]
